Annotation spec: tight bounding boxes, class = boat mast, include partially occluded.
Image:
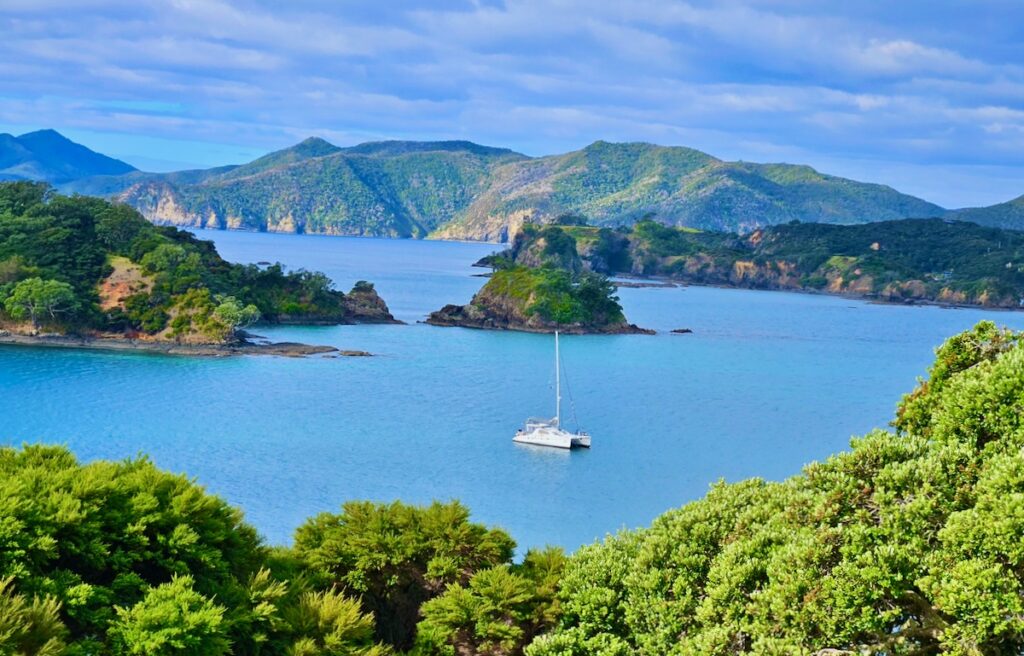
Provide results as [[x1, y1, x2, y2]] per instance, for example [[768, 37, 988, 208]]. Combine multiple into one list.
[[555, 330, 561, 426]]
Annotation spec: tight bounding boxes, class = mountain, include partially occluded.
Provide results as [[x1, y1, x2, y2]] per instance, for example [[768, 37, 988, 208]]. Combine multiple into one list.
[[948, 194, 1024, 230], [84, 140, 527, 238], [19, 130, 1023, 241], [0, 129, 136, 183], [74, 138, 944, 241]]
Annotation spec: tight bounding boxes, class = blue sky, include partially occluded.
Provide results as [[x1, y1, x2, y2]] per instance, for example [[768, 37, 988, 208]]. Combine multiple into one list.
[[1, 0, 1022, 208]]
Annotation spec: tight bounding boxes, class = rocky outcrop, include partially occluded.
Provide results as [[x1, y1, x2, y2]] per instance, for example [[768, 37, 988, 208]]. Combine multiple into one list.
[[427, 265, 653, 335], [426, 303, 652, 335], [274, 282, 401, 325], [342, 282, 401, 324], [0, 332, 350, 358]]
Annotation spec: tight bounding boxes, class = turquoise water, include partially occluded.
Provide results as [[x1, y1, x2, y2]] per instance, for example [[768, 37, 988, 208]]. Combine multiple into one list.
[[2, 229, 1023, 551]]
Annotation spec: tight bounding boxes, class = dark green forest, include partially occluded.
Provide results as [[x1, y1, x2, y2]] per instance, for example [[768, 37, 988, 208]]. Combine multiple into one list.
[[491, 219, 1024, 308], [2, 321, 1023, 655], [0, 182, 390, 343]]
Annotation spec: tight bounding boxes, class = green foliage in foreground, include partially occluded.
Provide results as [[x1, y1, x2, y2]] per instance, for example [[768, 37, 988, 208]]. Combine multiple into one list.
[[0, 181, 367, 341], [1, 321, 1023, 655], [529, 320, 1024, 656]]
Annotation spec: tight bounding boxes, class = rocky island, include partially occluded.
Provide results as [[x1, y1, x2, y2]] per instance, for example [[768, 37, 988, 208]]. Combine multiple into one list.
[[0, 182, 397, 356], [482, 218, 1024, 309], [428, 263, 651, 334]]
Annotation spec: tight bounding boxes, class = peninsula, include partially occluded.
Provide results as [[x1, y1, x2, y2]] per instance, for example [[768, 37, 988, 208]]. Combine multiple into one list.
[[481, 218, 1024, 309], [0, 181, 397, 355]]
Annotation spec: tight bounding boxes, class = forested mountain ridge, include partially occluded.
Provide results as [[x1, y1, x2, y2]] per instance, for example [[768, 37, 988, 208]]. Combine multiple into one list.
[[483, 218, 1024, 308], [949, 194, 1024, 230], [2, 321, 1022, 655], [52, 131, 1022, 240]]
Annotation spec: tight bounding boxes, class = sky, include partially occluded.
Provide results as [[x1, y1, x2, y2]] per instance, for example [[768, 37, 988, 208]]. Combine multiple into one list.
[[1, 0, 1022, 208]]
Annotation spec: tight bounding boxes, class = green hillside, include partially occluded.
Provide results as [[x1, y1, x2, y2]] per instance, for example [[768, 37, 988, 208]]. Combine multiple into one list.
[[61, 137, 954, 241], [0, 182, 394, 345], [950, 194, 1024, 230], [490, 219, 1024, 308]]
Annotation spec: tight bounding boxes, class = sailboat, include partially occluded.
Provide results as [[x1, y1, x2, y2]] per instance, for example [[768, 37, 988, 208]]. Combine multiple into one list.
[[513, 331, 591, 449]]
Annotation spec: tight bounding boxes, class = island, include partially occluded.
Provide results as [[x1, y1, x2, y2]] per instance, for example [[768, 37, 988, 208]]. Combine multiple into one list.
[[479, 218, 1024, 309], [427, 263, 652, 334], [0, 181, 398, 356]]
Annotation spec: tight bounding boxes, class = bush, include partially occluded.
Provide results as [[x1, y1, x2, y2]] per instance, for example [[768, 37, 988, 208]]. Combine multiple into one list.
[[530, 322, 1024, 655], [293, 500, 515, 650]]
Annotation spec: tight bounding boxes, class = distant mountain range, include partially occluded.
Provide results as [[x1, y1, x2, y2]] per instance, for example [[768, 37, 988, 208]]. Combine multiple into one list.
[[0, 129, 136, 183], [6, 129, 1021, 241]]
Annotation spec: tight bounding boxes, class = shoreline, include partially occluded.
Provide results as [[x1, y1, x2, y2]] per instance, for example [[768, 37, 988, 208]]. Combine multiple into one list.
[[0, 332, 362, 358], [608, 273, 1023, 312]]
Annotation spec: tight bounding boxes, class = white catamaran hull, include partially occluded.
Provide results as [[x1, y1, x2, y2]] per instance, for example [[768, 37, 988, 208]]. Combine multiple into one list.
[[513, 423, 591, 449]]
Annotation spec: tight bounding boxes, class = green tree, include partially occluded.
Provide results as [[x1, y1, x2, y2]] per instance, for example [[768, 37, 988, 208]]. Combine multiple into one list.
[[214, 295, 261, 332], [96, 204, 149, 253], [2, 277, 79, 328], [415, 547, 565, 656], [285, 590, 390, 656], [0, 445, 263, 649], [293, 501, 515, 651], [109, 575, 230, 656], [0, 577, 67, 656]]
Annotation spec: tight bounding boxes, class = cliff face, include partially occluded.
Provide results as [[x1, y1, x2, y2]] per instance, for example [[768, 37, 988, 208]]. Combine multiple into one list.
[[64, 140, 953, 241], [342, 283, 400, 324]]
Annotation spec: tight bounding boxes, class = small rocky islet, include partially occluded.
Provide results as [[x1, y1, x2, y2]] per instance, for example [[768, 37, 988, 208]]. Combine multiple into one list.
[[427, 264, 653, 335]]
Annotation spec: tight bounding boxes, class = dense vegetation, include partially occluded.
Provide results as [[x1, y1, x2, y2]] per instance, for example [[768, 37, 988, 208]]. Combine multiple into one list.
[[530, 320, 1024, 655], [1, 321, 1022, 654], [950, 194, 1024, 231], [0, 182, 392, 343], [427, 262, 635, 334], [54, 134, 953, 241], [429, 224, 638, 333], [492, 218, 1024, 308], [0, 450, 560, 656]]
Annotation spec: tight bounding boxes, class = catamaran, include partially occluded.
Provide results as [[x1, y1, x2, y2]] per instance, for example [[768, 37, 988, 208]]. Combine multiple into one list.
[[513, 330, 591, 449]]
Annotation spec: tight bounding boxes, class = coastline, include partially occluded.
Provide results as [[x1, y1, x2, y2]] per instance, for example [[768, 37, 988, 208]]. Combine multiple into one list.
[[0, 332, 360, 358], [608, 273, 1023, 312]]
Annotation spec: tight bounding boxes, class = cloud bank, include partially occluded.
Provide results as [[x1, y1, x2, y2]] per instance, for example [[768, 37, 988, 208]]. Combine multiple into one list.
[[1, 0, 1022, 207]]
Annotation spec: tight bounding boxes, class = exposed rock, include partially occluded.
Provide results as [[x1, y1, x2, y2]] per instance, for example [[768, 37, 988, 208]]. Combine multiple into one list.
[[671, 328, 693, 334], [427, 266, 653, 335], [426, 303, 652, 335], [343, 281, 402, 324], [0, 332, 346, 358]]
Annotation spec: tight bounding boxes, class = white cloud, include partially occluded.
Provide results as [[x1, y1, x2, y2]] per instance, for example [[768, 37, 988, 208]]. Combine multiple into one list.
[[0, 0, 1022, 206]]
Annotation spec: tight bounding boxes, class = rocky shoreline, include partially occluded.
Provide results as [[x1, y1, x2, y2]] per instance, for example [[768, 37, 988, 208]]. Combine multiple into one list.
[[610, 272, 1024, 312], [0, 331, 361, 358], [425, 304, 654, 335]]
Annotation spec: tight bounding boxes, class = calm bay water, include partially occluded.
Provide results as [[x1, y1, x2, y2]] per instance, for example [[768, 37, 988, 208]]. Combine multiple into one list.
[[2, 229, 1022, 550]]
